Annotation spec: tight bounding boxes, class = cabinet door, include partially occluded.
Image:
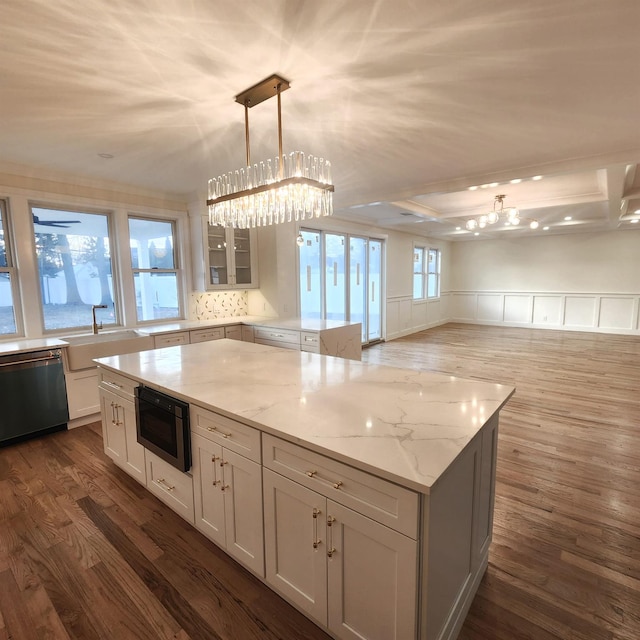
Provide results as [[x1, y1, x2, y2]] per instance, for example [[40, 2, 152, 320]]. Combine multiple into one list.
[[222, 448, 264, 576], [263, 469, 327, 625], [118, 396, 146, 483], [207, 224, 230, 286], [192, 434, 226, 548], [100, 388, 126, 464], [231, 228, 253, 285], [327, 500, 417, 640]]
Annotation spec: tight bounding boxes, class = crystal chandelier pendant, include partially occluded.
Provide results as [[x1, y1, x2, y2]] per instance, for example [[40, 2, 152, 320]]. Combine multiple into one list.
[[206, 75, 334, 229]]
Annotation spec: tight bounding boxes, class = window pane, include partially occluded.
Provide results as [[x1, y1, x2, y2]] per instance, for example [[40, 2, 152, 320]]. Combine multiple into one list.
[[134, 272, 179, 321], [413, 247, 424, 299], [349, 237, 367, 342], [325, 233, 346, 321], [299, 230, 322, 320], [33, 207, 115, 331], [0, 215, 7, 268], [129, 218, 175, 269], [368, 240, 382, 341], [0, 274, 17, 334]]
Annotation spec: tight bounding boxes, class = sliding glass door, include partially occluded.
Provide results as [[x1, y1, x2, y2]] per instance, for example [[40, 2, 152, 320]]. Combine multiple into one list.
[[299, 229, 384, 344]]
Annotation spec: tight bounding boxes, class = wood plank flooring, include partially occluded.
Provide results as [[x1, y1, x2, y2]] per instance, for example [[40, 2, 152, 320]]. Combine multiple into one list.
[[364, 324, 640, 640], [1, 323, 639, 639]]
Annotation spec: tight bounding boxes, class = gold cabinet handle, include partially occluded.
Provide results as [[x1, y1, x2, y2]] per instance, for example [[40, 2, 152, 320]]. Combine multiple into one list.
[[333, 480, 343, 490], [212, 480, 221, 487], [220, 460, 228, 467], [312, 508, 322, 549], [221, 484, 230, 492], [306, 470, 317, 478], [156, 478, 175, 492], [327, 515, 336, 557], [207, 426, 232, 439]]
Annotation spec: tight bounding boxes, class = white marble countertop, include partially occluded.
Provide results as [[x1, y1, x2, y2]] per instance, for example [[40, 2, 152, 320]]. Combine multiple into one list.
[[0, 338, 68, 356], [0, 316, 360, 355], [96, 339, 514, 494]]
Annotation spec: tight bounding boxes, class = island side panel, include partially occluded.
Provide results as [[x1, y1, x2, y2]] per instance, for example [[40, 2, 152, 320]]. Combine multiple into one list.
[[419, 413, 499, 640]]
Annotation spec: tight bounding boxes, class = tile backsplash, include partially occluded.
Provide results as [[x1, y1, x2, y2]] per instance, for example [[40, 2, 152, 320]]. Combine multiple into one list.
[[190, 291, 248, 319]]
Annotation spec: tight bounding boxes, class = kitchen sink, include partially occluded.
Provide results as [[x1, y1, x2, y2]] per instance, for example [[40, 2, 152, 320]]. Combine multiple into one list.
[[61, 330, 154, 370]]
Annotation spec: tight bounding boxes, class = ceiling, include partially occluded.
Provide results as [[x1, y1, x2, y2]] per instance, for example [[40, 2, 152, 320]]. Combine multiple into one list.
[[1, 0, 639, 240]]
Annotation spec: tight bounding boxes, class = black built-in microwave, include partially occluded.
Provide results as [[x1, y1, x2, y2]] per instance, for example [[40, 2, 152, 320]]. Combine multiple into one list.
[[135, 385, 191, 472]]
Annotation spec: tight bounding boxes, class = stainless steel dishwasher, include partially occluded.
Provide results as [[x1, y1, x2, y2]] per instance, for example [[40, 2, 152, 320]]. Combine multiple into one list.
[[0, 348, 69, 446]]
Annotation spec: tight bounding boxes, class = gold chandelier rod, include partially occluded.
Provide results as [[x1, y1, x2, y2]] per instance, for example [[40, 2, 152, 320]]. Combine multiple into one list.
[[236, 74, 291, 174]]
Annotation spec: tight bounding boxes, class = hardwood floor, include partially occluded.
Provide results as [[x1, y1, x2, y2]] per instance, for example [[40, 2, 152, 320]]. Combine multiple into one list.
[[364, 324, 640, 640], [1, 323, 638, 639]]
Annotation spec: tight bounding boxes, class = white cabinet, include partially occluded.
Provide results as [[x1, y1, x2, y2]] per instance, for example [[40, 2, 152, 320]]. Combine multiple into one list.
[[98, 371, 146, 483], [190, 327, 225, 343], [224, 324, 243, 341], [154, 331, 190, 348], [66, 368, 100, 420], [205, 223, 258, 290], [146, 449, 195, 523], [241, 325, 255, 342], [253, 326, 300, 350], [262, 434, 418, 640], [263, 468, 417, 640], [192, 432, 264, 575]]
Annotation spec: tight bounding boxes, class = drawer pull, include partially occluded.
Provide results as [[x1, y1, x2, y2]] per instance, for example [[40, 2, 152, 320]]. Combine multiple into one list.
[[156, 478, 175, 492], [312, 507, 322, 549], [103, 380, 123, 390], [305, 336, 317, 342], [327, 515, 336, 557], [306, 470, 317, 478], [333, 481, 343, 490], [273, 333, 285, 338], [207, 426, 232, 439]]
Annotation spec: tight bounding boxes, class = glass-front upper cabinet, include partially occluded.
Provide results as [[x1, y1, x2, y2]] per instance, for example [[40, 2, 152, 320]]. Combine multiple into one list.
[[204, 222, 258, 289]]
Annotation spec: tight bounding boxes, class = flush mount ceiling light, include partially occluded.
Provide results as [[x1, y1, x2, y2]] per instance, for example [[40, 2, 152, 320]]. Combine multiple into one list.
[[465, 194, 539, 232], [207, 74, 334, 229]]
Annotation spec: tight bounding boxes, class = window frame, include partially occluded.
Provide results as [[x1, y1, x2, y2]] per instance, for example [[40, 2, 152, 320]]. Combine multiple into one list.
[[413, 245, 441, 300], [0, 199, 23, 337], [30, 203, 119, 334], [128, 214, 184, 324]]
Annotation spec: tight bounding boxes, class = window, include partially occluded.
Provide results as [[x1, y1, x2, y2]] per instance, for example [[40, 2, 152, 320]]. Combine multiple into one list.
[[413, 246, 441, 299], [129, 216, 181, 322], [0, 201, 20, 335], [32, 206, 116, 332]]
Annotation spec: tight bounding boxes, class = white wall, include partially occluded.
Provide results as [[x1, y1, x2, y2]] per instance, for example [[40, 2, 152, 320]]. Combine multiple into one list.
[[449, 230, 640, 334]]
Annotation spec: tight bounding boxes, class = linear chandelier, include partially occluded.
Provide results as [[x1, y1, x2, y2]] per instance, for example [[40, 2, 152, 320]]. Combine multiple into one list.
[[207, 74, 334, 229], [465, 194, 539, 231]]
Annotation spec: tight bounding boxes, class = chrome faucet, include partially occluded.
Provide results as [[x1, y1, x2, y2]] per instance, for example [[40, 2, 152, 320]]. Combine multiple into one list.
[[91, 304, 108, 334]]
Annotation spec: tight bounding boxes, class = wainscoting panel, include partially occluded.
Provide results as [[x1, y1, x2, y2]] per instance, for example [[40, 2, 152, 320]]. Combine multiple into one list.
[[598, 296, 635, 330], [446, 291, 640, 336], [564, 296, 597, 328], [386, 294, 449, 340], [504, 295, 532, 324], [477, 294, 503, 322], [532, 296, 563, 325]]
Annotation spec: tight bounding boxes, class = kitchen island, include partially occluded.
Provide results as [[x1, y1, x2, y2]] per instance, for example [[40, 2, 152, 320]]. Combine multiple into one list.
[[96, 339, 514, 640]]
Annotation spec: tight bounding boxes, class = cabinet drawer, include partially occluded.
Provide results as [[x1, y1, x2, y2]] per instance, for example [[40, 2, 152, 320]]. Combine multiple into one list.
[[263, 434, 418, 539], [224, 325, 243, 341], [300, 332, 320, 353], [241, 325, 254, 342], [253, 327, 300, 346], [154, 332, 190, 348], [146, 450, 194, 523], [190, 327, 225, 343], [99, 369, 138, 399], [191, 405, 261, 463]]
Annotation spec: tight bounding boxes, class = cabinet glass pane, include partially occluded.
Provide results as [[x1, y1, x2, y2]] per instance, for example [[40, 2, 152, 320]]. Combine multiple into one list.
[[233, 229, 252, 285], [208, 224, 229, 286]]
